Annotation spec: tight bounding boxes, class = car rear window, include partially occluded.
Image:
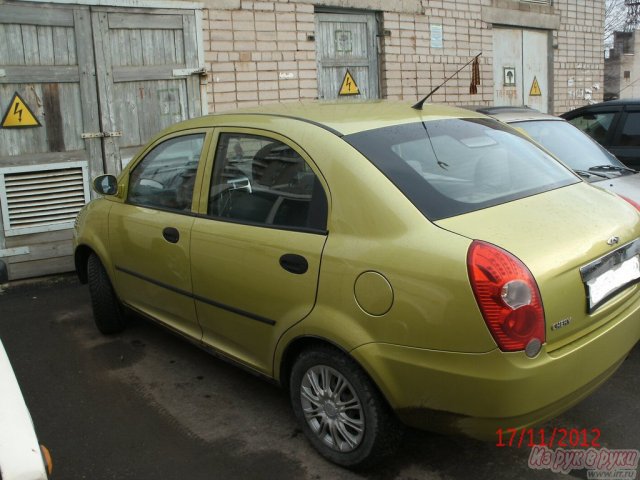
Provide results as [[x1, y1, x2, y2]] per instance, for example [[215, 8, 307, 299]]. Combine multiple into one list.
[[344, 118, 579, 220]]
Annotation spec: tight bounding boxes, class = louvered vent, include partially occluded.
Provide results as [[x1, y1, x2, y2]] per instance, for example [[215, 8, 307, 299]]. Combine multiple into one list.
[[0, 161, 90, 236]]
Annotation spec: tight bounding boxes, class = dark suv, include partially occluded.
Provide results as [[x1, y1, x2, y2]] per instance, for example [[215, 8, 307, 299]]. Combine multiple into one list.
[[561, 99, 640, 170]]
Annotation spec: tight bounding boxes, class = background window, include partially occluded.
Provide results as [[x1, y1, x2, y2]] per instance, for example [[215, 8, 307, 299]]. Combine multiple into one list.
[[128, 134, 204, 211], [208, 134, 327, 231]]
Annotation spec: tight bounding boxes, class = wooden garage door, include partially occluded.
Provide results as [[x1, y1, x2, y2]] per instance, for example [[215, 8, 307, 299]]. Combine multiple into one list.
[[0, 2, 202, 280]]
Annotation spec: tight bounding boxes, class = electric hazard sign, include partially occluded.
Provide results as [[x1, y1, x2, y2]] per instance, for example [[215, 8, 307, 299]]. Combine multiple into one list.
[[1, 92, 41, 128], [339, 70, 360, 96], [529, 77, 542, 97]]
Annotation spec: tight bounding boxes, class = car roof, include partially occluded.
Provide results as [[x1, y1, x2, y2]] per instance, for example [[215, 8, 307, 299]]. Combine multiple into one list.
[[462, 105, 563, 123], [171, 101, 488, 136]]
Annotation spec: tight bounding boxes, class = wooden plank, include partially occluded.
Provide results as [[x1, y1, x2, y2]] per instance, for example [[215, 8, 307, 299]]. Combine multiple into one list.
[[182, 13, 200, 118], [52, 27, 71, 65], [5, 228, 73, 247], [37, 26, 55, 66], [107, 12, 182, 30], [0, 150, 87, 168], [8, 255, 74, 280], [129, 29, 143, 66], [4, 24, 26, 65], [112, 64, 182, 82], [163, 29, 176, 64], [5, 238, 73, 262], [74, 8, 103, 180], [0, 5, 74, 27], [21, 25, 39, 64], [60, 83, 84, 151], [42, 83, 65, 152], [0, 66, 80, 84], [92, 11, 121, 175], [115, 82, 141, 148]]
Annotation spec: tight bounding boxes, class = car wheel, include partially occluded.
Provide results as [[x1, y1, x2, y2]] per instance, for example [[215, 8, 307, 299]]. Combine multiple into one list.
[[87, 253, 126, 334], [289, 346, 402, 469]]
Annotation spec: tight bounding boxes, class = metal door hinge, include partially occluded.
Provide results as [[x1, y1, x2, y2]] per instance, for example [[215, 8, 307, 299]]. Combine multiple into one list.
[[81, 131, 122, 139], [172, 67, 207, 77]]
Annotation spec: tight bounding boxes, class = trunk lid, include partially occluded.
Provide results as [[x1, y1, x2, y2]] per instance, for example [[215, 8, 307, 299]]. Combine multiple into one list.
[[436, 183, 640, 351]]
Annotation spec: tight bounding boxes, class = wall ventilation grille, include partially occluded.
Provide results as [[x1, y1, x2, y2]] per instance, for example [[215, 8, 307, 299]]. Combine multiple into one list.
[[0, 161, 90, 236]]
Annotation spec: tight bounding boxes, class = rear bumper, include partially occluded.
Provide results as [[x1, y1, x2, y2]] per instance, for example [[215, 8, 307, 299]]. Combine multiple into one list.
[[350, 300, 640, 440]]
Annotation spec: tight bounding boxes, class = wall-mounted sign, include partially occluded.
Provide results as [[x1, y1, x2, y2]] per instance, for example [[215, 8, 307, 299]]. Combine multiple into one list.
[[1, 92, 41, 128], [529, 76, 542, 96], [335, 30, 353, 53], [339, 70, 360, 96], [503, 67, 516, 87], [430, 24, 443, 49]]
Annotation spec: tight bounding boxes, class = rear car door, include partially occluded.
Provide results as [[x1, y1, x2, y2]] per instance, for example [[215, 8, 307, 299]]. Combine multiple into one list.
[[609, 105, 640, 169], [190, 129, 329, 374], [109, 130, 210, 339]]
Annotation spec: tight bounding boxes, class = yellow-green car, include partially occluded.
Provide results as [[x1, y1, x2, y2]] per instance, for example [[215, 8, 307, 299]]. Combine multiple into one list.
[[74, 102, 640, 468]]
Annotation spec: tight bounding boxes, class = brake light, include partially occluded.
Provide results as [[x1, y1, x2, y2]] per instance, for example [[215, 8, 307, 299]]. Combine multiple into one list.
[[620, 195, 640, 211], [467, 241, 545, 356]]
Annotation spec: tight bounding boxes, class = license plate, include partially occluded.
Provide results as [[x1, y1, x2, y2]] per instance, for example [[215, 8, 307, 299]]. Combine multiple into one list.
[[581, 240, 640, 312]]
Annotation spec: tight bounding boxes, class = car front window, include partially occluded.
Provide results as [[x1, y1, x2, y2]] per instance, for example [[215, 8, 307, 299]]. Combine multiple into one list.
[[128, 134, 205, 211], [344, 118, 579, 220], [515, 120, 625, 171]]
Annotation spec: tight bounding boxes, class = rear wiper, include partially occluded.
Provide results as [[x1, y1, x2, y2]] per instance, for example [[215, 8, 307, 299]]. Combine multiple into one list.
[[575, 169, 607, 179], [589, 164, 637, 174]]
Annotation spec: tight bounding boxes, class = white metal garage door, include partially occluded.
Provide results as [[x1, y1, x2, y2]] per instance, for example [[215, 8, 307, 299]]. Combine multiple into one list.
[[492, 28, 549, 113]]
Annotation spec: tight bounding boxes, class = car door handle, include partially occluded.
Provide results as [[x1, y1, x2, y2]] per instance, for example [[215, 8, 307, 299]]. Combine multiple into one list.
[[162, 227, 180, 244], [279, 253, 308, 274]]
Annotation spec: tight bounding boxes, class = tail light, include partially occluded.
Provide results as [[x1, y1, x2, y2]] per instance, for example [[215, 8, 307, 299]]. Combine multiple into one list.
[[467, 240, 545, 357]]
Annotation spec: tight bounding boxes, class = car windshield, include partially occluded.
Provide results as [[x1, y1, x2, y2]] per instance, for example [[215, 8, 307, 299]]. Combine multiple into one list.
[[344, 118, 579, 220], [514, 119, 629, 174]]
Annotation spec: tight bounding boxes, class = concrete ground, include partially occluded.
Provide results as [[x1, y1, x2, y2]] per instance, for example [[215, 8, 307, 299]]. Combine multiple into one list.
[[0, 275, 638, 480]]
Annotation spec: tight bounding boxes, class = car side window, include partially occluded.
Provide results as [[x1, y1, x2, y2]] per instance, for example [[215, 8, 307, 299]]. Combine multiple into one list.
[[616, 112, 640, 147], [207, 133, 327, 231], [566, 112, 616, 144], [128, 134, 205, 211]]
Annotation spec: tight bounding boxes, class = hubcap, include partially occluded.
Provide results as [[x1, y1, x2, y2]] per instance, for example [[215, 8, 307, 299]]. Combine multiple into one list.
[[300, 365, 365, 452]]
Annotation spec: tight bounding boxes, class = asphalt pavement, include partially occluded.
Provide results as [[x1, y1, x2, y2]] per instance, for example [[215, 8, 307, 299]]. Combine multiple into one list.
[[0, 275, 638, 480]]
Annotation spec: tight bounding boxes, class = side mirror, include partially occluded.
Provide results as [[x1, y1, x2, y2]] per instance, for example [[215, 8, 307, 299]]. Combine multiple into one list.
[[93, 174, 118, 196]]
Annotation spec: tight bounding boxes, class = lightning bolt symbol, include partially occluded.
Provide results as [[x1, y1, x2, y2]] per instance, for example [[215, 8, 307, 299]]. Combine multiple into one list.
[[346, 78, 352, 90], [13, 102, 23, 122]]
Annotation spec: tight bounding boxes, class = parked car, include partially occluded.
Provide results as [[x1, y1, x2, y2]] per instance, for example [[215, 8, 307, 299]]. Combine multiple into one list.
[[0, 338, 52, 480], [561, 99, 640, 170], [471, 106, 640, 206], [74, 101, 640, 468]]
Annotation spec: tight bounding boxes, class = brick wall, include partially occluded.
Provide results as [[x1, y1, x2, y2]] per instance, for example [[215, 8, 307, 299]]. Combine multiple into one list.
[[204, 2, 317, 112], [553, 0, 605, 113], [202, 0, 604, 114]]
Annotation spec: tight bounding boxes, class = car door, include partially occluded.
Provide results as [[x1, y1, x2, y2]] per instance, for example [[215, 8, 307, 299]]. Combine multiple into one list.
[[563, 105, 621, 149], [609, 106, 640, 169], [109, 130, 210, 339], [190, 129, 329, 375]]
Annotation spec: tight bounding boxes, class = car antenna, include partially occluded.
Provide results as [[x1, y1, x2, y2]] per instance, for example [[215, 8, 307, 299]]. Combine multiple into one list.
[[412, 52, 482, 110]]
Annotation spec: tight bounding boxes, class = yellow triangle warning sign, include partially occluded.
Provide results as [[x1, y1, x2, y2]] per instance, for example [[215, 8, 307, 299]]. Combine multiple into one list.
[[1, 92, 41, 128], [529, 77, 542, 97], [339, 70, 360, 96]]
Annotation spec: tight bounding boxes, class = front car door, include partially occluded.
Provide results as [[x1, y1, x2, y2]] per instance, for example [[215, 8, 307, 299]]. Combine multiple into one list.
[[190, 129, 329, 374], [109, 130, 210, 339]]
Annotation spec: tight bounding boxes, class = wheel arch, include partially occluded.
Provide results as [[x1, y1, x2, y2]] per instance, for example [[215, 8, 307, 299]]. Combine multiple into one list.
[[278, 335, 395, 414], [74, 244, 94, 284]]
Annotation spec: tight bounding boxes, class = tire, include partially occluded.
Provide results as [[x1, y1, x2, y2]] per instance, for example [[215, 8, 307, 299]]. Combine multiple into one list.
[[87, 253, 126, 334], [289, 346, 403, 469]]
